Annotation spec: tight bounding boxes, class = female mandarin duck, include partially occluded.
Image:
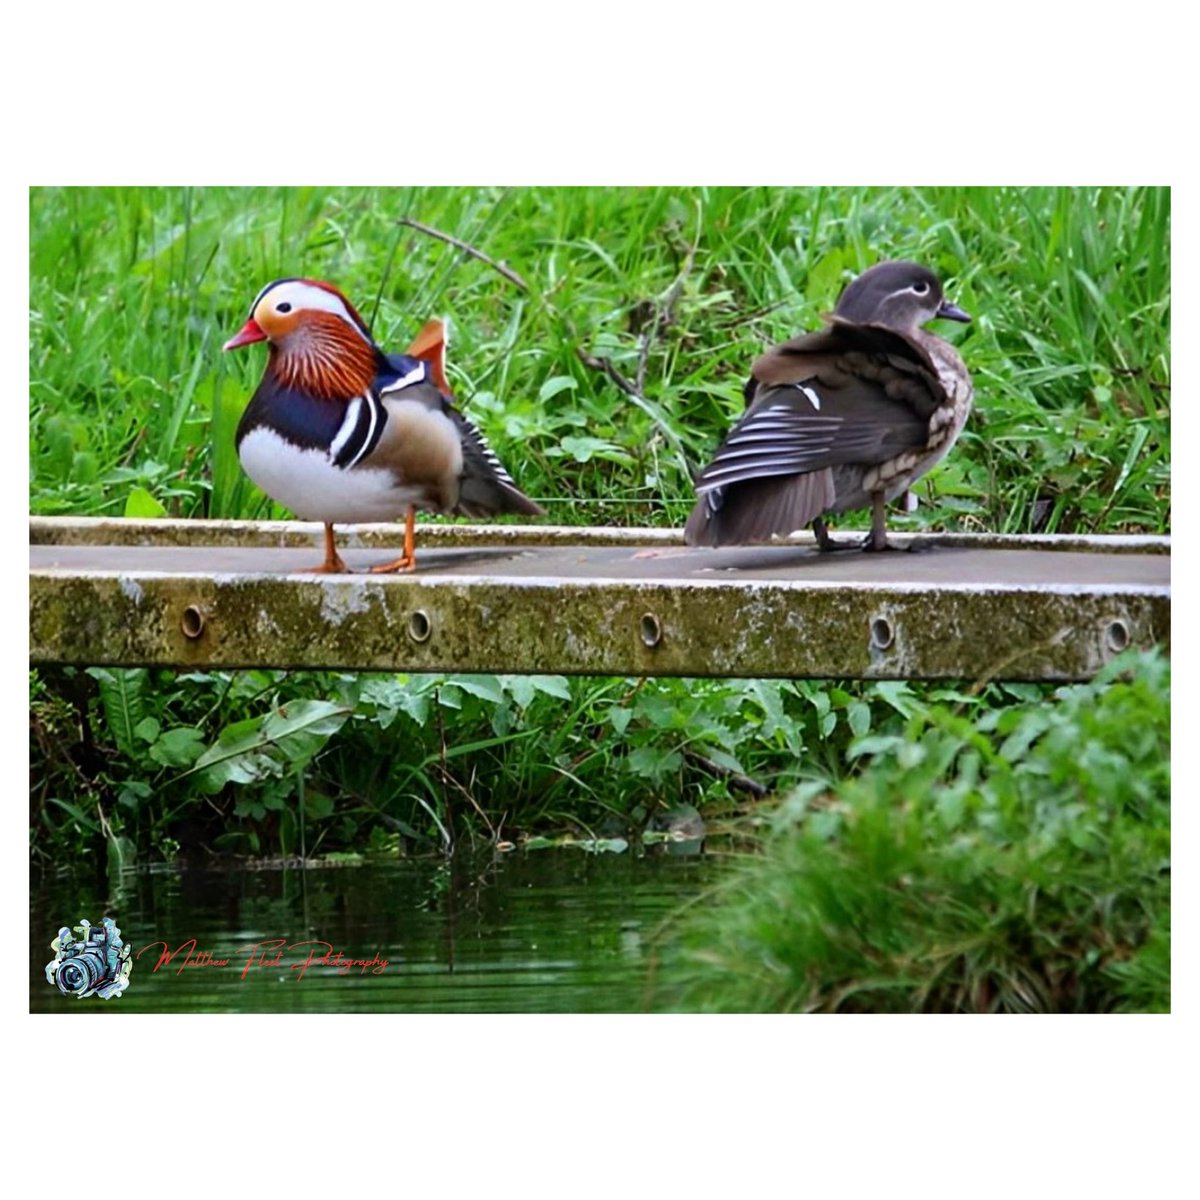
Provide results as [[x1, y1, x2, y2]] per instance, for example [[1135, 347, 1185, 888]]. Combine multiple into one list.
[[684, 261, 972, 551], [223, 278, 543, 573]]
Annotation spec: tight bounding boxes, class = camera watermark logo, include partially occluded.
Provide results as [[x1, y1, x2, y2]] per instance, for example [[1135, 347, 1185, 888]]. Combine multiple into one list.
[[45, 918, 133, 999]]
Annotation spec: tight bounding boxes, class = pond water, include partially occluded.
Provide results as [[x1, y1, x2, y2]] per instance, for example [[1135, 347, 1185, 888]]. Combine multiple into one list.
[[30, 850, 719, 1013]]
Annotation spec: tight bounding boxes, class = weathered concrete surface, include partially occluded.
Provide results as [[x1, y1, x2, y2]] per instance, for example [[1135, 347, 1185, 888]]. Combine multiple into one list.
[[29, 520, 1170, 681], [29, 516, 1170, 554]]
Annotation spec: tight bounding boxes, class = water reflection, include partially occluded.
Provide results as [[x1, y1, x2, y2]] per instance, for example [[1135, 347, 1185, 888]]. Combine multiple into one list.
[[30, 852, 715, 1013]]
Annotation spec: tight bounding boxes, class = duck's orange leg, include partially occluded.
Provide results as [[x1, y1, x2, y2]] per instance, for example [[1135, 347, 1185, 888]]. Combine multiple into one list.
[[370, 507, 417, 573], [303, 522, 351, 574]]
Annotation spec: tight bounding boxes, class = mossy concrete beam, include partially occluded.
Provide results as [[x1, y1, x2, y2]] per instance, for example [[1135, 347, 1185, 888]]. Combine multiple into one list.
[[29, 523, 1170, 681]]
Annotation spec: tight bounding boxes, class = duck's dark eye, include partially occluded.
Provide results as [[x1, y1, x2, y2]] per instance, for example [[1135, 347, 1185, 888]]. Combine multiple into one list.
[[912, 281, 930, 296], [277, 302, 293, 313]]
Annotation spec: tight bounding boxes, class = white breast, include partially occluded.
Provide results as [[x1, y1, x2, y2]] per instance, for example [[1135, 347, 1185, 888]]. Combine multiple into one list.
[[238, 426, 424, 523]]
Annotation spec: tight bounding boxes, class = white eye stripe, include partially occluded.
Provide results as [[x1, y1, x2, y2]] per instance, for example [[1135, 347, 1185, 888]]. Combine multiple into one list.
[[253, 280, 373, 344]]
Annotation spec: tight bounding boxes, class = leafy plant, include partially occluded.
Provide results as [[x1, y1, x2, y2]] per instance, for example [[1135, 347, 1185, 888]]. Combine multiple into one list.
[[30, 186, 1169, 533], [657, 650, 1170, 1013]]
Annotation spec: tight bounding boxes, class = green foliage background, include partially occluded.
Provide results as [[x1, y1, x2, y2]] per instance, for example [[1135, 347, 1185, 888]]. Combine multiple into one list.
[[29, 186, 1170, 1011], [30, 186, 1169, 533]]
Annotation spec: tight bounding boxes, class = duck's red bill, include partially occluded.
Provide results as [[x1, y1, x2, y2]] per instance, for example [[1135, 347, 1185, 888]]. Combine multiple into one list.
[[223, 318, 267, 350]]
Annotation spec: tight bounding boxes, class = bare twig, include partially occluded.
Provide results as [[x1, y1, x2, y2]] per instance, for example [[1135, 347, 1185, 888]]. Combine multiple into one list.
[[569, 201, 704, 473], [574, 345, 693, 470], [95, 796, 116, 842], [576, 347, 640, 397], [636, 203, 703, 394], [682, 749, 769, 798], [398, 216, 529, 293], [434, 760, 495, 843], [433, 688, 456, 850]]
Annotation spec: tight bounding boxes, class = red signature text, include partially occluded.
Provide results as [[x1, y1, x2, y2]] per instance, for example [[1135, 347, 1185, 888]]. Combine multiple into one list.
[[136, 937, 389, 980]]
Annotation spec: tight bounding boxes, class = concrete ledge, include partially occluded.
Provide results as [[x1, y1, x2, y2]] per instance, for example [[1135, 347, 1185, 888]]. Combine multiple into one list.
[[29, 519, 1170, 681], [29, 516, 1171, 555]]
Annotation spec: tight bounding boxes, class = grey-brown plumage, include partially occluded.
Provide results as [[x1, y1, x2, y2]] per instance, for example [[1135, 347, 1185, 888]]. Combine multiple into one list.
[[684, 261, 972, 551]]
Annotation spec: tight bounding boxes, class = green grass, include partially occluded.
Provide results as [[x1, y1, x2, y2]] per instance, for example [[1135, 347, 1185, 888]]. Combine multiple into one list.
[[653, 650, 1170, 1013], [30, 186, 1170, 533]]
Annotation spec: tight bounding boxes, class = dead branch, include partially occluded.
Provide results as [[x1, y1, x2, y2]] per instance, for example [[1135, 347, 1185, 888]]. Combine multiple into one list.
[[398, 217, 530, 293], [682, 749, 769, 798]]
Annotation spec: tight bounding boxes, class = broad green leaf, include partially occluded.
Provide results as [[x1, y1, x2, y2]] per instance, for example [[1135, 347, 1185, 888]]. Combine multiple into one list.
[[133, 716, 161, 743], [447, 675, 506, 705], [304, 791, 336, 820], [86, 667, 147, 758], [626, 746, 682, 781], [538, 375, 578, 402], [531, 675, 572, 701], [124, 485, 167, 518], [504, 675, 537, 709], [552, 435, 634, 466], [699, 746, 748, 777], [187, 716, 278, 793], [750, 681, 788, 735], [847, 734, 905, 761], [261, 700, 352, 763], [184, 701, 350, 794], [847, 702, 871, 738], [149, 726, 206, 768], [609, 706, 633, 736], [118, 781, 152, 810], [398, 689, 432, 726]]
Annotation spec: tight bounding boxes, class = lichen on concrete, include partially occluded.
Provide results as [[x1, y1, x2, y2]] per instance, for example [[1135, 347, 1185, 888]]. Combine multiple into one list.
[[318, 579, 383, 626], [117, 576, 144, 605], [29, 546, 1170, 681]]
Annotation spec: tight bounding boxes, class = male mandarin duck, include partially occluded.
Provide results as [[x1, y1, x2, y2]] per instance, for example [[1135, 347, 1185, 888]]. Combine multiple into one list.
[[223, 277, 544, 573], [684, 261, 972, 551]]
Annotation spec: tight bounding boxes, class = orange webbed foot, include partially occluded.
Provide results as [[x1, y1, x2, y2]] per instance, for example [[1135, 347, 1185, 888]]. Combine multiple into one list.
[[300, 523, 352, 573], [368, 555, 416, 574], [302, 556, 352, 574], [368, 507, 418, 574]]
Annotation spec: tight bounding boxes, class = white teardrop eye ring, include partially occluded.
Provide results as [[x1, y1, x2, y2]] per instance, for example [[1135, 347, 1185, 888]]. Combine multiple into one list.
[[912, 282, 930, 295]]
